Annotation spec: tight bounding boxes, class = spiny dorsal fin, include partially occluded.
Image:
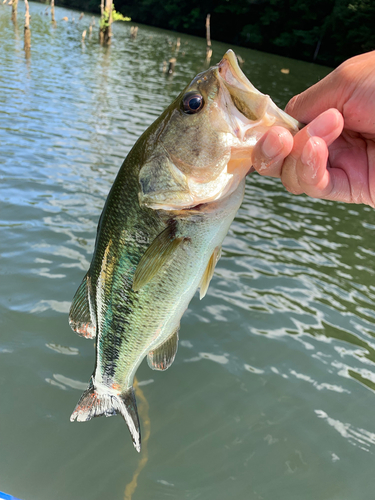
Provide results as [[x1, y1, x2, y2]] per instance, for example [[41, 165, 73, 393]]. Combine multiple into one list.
[[69, 272, 96, 339], [147, 328, 179, 371], [199, 246, 222, 300], [133, 223, 186, 292]]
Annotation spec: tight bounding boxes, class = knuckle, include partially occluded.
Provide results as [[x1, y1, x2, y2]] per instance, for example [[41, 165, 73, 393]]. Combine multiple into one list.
[[283, 182, 303, 195]]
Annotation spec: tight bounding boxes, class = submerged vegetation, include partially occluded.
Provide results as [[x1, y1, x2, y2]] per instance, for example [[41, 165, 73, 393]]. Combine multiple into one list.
[[44, 0, 374, 66]]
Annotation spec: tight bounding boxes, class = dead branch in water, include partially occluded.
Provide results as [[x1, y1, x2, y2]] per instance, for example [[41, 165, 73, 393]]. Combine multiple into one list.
[[130, 25, 138, 39], [11, 0, 18, 23], [168, 57, 176, 74], [206, 14, 212, 62], [50, 0, 55, 24], [99, 0, 113, 44], [24, 0, 31, 54]]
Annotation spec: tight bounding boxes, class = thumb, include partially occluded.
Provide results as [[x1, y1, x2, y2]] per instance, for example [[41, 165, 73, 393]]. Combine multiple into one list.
[[285, 72, 340, 124]]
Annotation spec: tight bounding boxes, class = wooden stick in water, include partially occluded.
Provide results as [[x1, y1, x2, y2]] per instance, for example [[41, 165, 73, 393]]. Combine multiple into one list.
[[130, 26, 138, 39], [51, 0, 55, 24], [100, 0, 113, 44], [206, 14, 212, 61], [11, 0, 18, 23], [107, 0, 112, 39], [24, 0, 31, 52], [168, 57, 176, 74]]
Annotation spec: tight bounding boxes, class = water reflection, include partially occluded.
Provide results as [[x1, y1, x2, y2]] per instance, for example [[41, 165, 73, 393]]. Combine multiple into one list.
[[1, 2, 375, 499], [47, 373, 87, 390], [46, 344, 79, 355], [315, 410, 375, 452]]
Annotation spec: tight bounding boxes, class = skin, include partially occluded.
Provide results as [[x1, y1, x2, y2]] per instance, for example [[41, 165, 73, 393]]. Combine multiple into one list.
[[251, 50, 375, 208]]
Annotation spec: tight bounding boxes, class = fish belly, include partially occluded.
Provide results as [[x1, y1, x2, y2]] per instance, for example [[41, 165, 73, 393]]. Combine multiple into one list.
[[95, 179, 246, 391]]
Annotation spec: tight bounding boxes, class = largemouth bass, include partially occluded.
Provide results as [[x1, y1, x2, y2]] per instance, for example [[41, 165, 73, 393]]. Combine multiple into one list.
[[69, 50, 299, 452]]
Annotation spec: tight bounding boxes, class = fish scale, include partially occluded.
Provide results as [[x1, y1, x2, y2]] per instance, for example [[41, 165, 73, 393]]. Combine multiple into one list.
[[69, 50, 300, 451]]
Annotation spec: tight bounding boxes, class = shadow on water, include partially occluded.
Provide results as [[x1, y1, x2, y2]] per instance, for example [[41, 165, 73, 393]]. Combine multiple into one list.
[[123, 378, 151, 500]]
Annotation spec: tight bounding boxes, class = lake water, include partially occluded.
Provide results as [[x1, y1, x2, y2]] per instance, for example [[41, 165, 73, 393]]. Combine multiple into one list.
[[1, 3, 375, 500]]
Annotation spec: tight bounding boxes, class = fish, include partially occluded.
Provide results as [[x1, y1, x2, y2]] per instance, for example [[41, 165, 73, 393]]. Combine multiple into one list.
[[69, 50, 300, 452]]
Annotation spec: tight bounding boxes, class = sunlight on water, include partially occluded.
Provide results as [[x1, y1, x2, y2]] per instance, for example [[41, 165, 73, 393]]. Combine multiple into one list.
[[1, 2, 375, 500]]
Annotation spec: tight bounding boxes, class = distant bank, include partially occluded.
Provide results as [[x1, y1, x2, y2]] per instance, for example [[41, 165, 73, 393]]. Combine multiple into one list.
[[36, 0, 374, 67]]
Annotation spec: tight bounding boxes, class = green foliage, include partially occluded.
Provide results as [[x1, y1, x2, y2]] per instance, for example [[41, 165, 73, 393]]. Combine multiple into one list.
[[331, 0, 375, 61], [44, 0, 375, 66], [113, 9, 130, 22], [241, 24, 263, 46], [100, 5, 130, 29]]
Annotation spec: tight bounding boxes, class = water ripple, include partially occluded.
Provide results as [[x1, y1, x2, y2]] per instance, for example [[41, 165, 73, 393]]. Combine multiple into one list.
[[1, 3, 375, 499]]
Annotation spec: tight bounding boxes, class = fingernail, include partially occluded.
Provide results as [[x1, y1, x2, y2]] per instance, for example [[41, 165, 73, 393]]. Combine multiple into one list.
[[261, 131, 283, 159], [307, 109, 339, 139]]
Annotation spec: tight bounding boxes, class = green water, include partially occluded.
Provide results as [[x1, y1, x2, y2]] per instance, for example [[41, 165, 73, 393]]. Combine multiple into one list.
[[1, 3, 375, 500]]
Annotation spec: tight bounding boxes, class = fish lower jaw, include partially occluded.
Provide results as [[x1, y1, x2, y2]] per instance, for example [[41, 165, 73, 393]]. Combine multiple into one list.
[[140, 171, 240, 211]]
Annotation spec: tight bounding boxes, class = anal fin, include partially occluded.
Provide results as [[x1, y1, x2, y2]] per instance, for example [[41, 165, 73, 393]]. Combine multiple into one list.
[[69, 272, 96, 339], [147, 328, 179, 371], [199, 246, 221, 299]]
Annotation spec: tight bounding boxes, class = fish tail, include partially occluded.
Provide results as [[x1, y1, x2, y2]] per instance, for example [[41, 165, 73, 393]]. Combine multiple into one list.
[[70, 377, 141, 452]]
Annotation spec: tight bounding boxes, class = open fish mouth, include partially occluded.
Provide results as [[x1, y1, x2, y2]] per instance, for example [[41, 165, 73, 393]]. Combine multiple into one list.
[[217, 49, 301, 135], [212, 49, 301, 186], [218, 49, 259, 95]]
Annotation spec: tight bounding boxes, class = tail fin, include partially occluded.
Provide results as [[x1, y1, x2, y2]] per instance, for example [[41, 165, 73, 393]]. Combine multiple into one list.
[[70, 378, 141, 452]]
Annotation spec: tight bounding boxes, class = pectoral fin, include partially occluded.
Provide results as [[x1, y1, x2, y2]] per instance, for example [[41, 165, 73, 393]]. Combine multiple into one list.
[[69, 272, 96, 339], [133, 223, 186, 292], [147, 328, 179, 371], [199, 246, 221, 300]]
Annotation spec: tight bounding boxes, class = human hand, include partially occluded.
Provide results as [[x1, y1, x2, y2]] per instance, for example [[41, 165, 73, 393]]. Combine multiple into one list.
[[252, 51, 375, 207]]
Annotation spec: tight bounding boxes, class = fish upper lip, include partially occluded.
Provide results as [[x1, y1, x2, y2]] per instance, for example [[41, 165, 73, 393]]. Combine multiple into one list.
[[218, 49, 254, 93]]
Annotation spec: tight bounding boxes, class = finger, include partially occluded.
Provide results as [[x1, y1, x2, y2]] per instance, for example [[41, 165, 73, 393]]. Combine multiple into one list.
[[285, 83, 337, 124], [297, 137, 331, 196], [297, 137, 352, 202], [286, 51, 375, 125], [280, 109, 344, 194], [285, 70, 344, 124], [251, 127, 294, 177]]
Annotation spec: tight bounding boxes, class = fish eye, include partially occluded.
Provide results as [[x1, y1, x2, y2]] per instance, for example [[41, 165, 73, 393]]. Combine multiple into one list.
[[182, 93, 204, 114]]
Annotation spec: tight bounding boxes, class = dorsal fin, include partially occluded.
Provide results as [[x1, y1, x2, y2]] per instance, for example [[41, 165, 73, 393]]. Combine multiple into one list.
[[147, 328, 179, 371], [199, 246, 221, 300], [69, 272, 96, 339], [132, 223, 186, 292]]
